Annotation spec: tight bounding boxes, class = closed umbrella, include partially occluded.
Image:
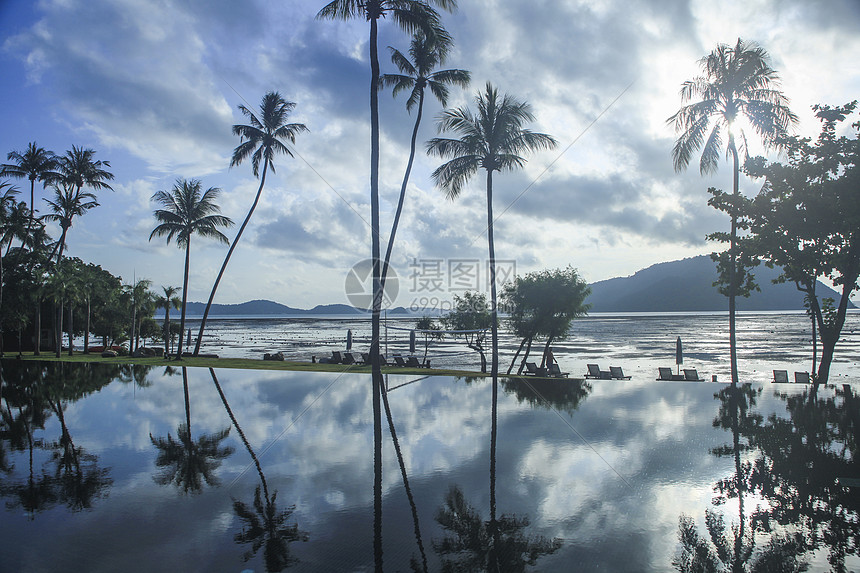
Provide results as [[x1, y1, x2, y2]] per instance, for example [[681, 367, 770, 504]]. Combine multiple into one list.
[[409, 330, 416, 355], [676, 336, 683, 375], [346, 329, 353, 351]]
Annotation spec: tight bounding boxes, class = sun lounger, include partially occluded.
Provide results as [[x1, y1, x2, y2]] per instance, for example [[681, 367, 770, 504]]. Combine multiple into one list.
[[657, 367, 685, 381], [585, 364, 611, 379], [393, 354, 407, 367], [341, 352, 356, 365], [773, 369, 789, 383], [406, 356, 430, 368], [683, 368, 704, 381], [524, 362, 547, 376], [547, 363, 569, 377], [609, 366, 631, 380], [794, 371, 810, 384], [330, 351, 343, 365]]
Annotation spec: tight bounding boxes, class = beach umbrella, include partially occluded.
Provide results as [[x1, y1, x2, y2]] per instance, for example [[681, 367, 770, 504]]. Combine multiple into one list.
[[676, 336, 683, 374], [346, 329, 353, 351], [409, 330, 416, 355]]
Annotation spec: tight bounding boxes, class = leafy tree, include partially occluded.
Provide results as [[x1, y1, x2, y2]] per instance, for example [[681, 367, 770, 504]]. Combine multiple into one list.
[[501, 266, 590, 374], [741, 101, 860, 386], [124, 278, 155, 353], [428, 82, 557, 379], [149, 179, 233, 359], [194, 92, 308, 356], [380, 26, 470, 283], [668, 38, 797, 386], [415, 315, 443, 362], [441, 291, 491, 373], [1, 142, 59, 244]]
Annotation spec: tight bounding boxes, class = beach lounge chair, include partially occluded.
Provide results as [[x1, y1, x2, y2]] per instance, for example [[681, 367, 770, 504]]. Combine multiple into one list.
[[548, 363, 569, 378], [524, 362, 546, 376], [794, 371, 810, 384], [393, 354, 407, 367], [361, 352, 371, 364], [406, 356, 429, 368], [609, 366, 631, 380], [585, 364, 610, 379], [773, 370, 789, 383], [657, 367, 684, 381], [341, 352, 356, 365], [683, 368, 704, 381], [330, 351, 343, 365]]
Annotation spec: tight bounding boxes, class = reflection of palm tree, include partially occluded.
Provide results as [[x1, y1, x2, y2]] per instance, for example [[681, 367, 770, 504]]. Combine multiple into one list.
[[150, 369, 233, 494], [208, 368, 307, 570], [432, 485, 562, 572], [233, 485, 308, 571], [501, 377, 591, 416]]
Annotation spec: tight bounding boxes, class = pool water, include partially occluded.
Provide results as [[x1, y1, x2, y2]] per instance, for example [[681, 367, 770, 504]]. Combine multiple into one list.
[[0, 361, 857, 571]]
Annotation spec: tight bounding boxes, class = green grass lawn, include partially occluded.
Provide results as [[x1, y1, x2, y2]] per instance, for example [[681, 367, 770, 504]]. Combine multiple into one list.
[[2, 351, 487, 377]]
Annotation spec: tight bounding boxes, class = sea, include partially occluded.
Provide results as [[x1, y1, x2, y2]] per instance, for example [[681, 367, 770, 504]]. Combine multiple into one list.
[[171, 310, 860, 384]]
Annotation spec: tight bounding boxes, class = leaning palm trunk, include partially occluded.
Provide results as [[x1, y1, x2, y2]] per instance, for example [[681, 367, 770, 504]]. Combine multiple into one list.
[[193, 162, 268, 356], [176, 243, 191, 360], [381, 90, 424, 287]]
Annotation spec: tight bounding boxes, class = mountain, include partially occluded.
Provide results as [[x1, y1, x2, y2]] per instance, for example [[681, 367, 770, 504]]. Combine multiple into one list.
[[586, 255, 852, 312], [157, 299, 414, 317]]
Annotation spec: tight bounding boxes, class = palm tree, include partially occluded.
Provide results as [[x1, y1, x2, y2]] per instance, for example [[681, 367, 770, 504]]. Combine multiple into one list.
[[380, 27, 470, 283], [316, 5, 450, 565], [43, 182, 99, 263], [193, 92, 307, 356], [0, 181, 21, 356], [428, 84, 556, 556], [667, 38, 797, 386], [427, 82, 557, 379], [156, 286, 182, 357], [1, 142, 59, 243], [149, 179, 233, 360]]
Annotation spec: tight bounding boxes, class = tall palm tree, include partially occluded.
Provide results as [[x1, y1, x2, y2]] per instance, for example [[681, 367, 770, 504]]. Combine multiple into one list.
[[43, 182, 99, 263], [149, 179, 233, 360], [316, 5, 450, 566], [1, 142, 59, 243], [0, 181, 21, 356], [380, 27, 470, 282], [193, 92, 307, 356], [428, 84, 555, 545], [427, 82, 557, 379], [667, 38, 797, 386], [157, 286, 182, 357]]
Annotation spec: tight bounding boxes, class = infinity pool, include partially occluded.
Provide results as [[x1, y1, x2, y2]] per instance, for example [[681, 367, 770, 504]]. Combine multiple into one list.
[[1, 361, 857, 571]]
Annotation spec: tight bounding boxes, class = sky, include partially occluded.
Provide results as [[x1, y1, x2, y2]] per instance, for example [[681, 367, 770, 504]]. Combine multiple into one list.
[[1, 0, 858, 310]]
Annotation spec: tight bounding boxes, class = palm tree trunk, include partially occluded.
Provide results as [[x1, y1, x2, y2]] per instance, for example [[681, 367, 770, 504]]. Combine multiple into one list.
[[55, 298, 63, 358], [84, 295, 90, 354], [164, 307, 171, 358], [34, 300, 41, 356], [507, 336, 529, 375], [486, 167, 501, 571], [194, 160, 269, 356], [67, 303, 73, 356], [176, 242, 191, 360], [381, 89, 425, 287], [729, 141, 740, 387], [369, 15, 384, 573]]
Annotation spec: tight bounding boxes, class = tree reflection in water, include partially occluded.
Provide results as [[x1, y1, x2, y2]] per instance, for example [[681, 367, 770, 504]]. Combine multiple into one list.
[[675, 382, 860, 571], [209, 368, 307, 571], [0, 361, 114, 517], [149, 367, 233, 494], [429, 485, 562, 572]]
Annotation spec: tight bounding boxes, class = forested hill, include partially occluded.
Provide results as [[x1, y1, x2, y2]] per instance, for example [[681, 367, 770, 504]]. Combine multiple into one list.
[[161, 300, 414, 317], [586, 255, 852, 313]]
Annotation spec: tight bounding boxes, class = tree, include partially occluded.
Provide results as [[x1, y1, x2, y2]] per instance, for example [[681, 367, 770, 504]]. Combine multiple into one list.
[[667, 38, 797, 386], [124, 278, 154, 354], [149, 179, 233, 360], [156, 286, 182, 357], [316, 4, 451, 566], [415, 315, 443, 363], [427, 82, 557, 379], [193, 92, 308, 356], [501, 267, 590, 375], [741, 102, 860, 386], [42, 182, 99, 263], [1, 142, 59, 244], [380, 26, 469, 282], [441, 291, 491, 373], [0, 181, 21, 355]]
